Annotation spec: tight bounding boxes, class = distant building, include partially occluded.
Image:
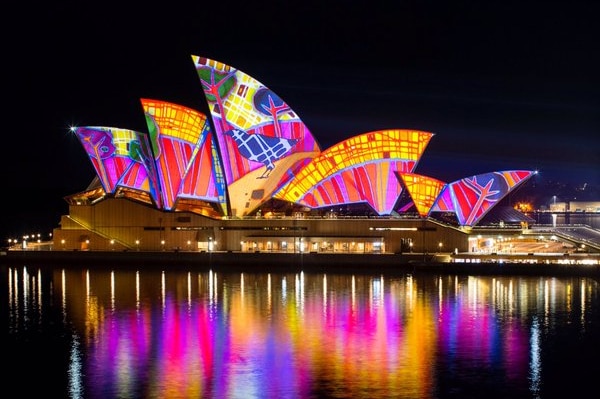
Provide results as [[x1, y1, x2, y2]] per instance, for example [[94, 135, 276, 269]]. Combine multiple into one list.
[[568, 201, 600, 213], [547, 201, 600, 213]]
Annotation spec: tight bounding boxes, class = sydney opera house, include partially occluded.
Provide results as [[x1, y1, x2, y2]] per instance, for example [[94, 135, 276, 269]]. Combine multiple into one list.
[[51, 55, 536, 255]]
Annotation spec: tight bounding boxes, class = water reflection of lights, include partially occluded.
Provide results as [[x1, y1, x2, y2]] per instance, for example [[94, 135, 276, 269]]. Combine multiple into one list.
[[5, 267, 599, 398], [371, 277, 383, 308], [68, 332, 83, 399], [529, 317, 541, 396]]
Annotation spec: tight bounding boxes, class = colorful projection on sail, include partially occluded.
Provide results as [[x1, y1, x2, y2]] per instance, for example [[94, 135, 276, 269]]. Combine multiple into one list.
[[74, 126, 161, 206], [398, 173, 446, 217], [71, 55, 538, 227], [141, 99, 227, 212], [192, 55, 320, 216], [431, 170, 535, 226], [275, 130, 433, 214]]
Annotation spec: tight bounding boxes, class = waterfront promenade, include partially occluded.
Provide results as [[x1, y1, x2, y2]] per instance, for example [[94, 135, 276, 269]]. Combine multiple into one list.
[[2, 249, 599, 277]]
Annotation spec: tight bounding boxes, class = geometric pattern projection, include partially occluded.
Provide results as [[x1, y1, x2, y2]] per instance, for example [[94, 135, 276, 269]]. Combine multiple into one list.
[[74, 126, 157, 200], [72, 56, 536, 226], [141, 98, 226, 211], [431, 170, 535, 226], [398, 173, 446, 217], [298, 160, 415, 214], [192, 55, 320, 216], [275, 129, 434, 214]]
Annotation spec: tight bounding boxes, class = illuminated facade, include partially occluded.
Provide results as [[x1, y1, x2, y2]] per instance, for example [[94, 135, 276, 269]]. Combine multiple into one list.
[[54, 56, 536, 253]]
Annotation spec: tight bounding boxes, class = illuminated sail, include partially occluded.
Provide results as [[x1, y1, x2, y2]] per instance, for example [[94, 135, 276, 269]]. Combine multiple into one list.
[[141, 99, 226, 212], [398, 173, 446, 217], [431, 170, 535, 226], [192, 55, 320, 216], [276, 130, 433, 215], [74, 126, 161, 205]]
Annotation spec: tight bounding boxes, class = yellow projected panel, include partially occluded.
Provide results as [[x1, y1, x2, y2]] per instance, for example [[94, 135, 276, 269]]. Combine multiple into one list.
[[399, 173, 446, 217]]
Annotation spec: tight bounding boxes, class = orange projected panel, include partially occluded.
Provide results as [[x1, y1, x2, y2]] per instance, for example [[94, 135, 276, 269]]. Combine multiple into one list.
[[398, 173, 446, 217], [276, 130, 433, 206], [192, 55, 320, 216], [141, 99, 225, 211]]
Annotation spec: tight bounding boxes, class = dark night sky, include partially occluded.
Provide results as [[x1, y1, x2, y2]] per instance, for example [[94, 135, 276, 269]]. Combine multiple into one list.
[[2, 1, 599, 239]]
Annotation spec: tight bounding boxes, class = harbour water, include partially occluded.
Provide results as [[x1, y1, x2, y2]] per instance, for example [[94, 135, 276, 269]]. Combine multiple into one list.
[[2, 264, 599, 398]]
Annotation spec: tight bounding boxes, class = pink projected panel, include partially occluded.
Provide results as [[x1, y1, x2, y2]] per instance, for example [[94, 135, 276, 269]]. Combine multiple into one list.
[[75, 126, 141, 194], [74, 126, 161, 204], [398, 173, 446, 217], [431, 188, 454, 213], [192, 55, 320, 216], [431, 170, 535, 226]]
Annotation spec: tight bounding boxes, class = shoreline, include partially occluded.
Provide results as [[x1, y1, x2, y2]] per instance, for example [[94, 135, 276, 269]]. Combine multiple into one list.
[[2, 250, 599, 277]]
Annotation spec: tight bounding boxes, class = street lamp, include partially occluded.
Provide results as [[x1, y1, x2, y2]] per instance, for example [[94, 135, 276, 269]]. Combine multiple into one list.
[[438, 242, 443, 253]]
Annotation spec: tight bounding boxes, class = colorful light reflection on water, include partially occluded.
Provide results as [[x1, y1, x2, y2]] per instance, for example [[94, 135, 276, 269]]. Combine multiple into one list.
[[3, 266, 599, 398]]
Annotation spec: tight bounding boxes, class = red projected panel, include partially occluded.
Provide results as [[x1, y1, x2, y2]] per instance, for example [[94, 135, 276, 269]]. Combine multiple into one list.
[[141, 99, 226, 212]]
